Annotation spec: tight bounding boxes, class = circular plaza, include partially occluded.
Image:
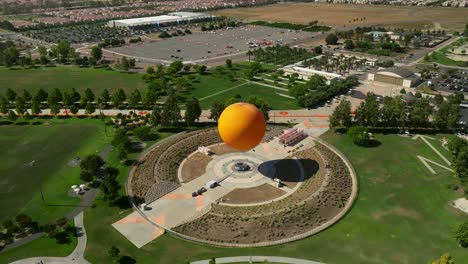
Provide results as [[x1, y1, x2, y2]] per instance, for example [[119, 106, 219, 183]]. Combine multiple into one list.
[[121, 126, 357, 247]]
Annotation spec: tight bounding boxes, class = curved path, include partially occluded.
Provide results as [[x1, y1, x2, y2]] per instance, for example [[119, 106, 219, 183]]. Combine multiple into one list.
[[10, 212, 89, 264], [191, 256, 324, 264]]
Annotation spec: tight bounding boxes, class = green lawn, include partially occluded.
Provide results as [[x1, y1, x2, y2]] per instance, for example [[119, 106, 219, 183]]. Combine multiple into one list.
[[426, 37, 468, 67], [0, 66, 147, 95], [83, 132, 468, 264], [0, 117, 113, 223], [0, 232, 77, 263], [197, 82, 300, 110]]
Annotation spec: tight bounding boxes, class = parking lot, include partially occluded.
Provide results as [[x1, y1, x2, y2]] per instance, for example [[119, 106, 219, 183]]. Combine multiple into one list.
[[106, 25, 317, 63], [429, 69, 468, 94]]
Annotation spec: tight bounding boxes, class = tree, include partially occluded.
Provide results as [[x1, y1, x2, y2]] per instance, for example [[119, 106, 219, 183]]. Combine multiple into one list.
[[108, 246, 120, 262], [379, 96, 405, 127], [433, 101, 460, 129], [83, 88, 95, 104], [455, 221, 468, 248], [112, 89, 126, 107], [347, 125, 370, 146], [325, 33, 338, 45], [225, 59, 232, 68], [354, 93, 380, 127], [117, 144, 128, 162], [31, 97, 42, 115], [128, 89, 141, 110], [447, 137, 467, 157], [91, 46, 103, 62], [85, 102, 96, 115], [167, 60, 183, 75], [314, 46, 322, 54], [50, 103, 60, 116], [70, 105, 79, 115], [142, 89, 157, 108], [0, 95, 8, 114], [344, 39, 355, 50], [431, 253, 455, 264], [15, 214, 32, 229], [330, 100, 352, 128], [409, 97, 432, 127], [6, 88, 16, 102], [209, 100, 225, 122], [15, 96, 25, 115], [22, 90, 32, 102], [7, 110, 16, 121], [433, 94, 444, 105], [101, 167, 120, 201], [150, 105, 161, 127], [3, 46, 19, 66], [55, 40, 72, 62], [185, 97, 202, 126], [121, 57, 130, 71], [146, 66, 155, 75], [160, 88, 181, 126], [80, 154, 104, 177], [48, 88, 62, 106], [101, 89, 110, 104], [35, 89, 48, 102]]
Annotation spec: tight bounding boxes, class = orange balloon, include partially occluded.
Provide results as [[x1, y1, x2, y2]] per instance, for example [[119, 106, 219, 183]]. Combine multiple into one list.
[[218, 103, 266, 151]]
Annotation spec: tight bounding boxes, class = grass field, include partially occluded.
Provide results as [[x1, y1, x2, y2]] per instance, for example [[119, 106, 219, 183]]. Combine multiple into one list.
[[81, 132, 468, 264], [213, 3, 468, 31], [0, 66, 147, 95], [426, 37, 468, 67], [0, 233, 77, 263], [0, 117, 113, 224], [189, 73, 300, 110]]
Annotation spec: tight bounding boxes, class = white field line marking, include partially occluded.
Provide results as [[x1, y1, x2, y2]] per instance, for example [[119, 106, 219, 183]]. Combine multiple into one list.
[[198, 82, 248, 101], [417, 155, 454, 174], [276, 92, 295, 99], [249, 80, 289, 91]]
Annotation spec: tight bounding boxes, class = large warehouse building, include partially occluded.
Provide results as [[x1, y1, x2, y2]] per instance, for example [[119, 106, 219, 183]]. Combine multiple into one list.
[[107, 12, 215, 29], [367, 67, 421, 88]]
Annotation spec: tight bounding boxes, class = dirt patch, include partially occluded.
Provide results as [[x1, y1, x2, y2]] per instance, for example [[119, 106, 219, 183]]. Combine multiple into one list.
[[394, 206, 421, 220], [210, 143, 241, 156], [213, 3, 468, 30], [221, 183, 286, 204], [181, 152, 213, 182]]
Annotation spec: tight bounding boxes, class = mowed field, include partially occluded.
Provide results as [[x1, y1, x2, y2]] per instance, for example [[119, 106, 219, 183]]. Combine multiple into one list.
[[190, 74, 300, 110], [213, 3, 468, 31], [82, 132, 468, 264], [0, 67, 146, 95], [0, 118, 111, 223]]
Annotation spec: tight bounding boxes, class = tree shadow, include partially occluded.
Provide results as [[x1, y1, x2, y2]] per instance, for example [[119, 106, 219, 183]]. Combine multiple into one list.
[[119, 256, 136, 264], [111, 196, 133, 209]]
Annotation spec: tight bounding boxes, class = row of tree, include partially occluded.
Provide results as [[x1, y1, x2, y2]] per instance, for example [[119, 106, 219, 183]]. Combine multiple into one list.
[[290, 75, 359, 108], [330, 92, 463, 130]]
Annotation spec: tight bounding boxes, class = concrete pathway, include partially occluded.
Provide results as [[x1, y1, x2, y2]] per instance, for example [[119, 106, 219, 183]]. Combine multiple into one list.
[[10, 212, 90, 264], [191, 256, 324, 264]]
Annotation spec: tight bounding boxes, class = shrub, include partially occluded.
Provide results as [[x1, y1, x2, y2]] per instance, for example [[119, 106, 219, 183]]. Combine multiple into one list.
[[347, 125, 370, 146]]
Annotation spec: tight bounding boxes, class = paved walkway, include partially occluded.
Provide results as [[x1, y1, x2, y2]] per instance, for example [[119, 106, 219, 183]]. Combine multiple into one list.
[[10, 212, 90, 264], [113, 120, 331, 248], [191, 256, 324, 264]]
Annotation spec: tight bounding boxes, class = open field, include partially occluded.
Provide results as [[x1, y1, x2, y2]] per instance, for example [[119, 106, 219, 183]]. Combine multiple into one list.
[[0, 67, 147, 95], [194, 80, 300, 110], [426, 37, 468, 67], [213, 3, 468, 31], [0, 232, 77, 263], [0, 118, 112, 223], [107, 25, 316, 64], [81, 132, 468, 264]]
